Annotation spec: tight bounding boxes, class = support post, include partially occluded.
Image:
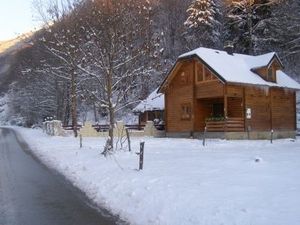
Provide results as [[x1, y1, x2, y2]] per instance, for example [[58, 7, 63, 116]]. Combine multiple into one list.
[[247, 125, 251, 140], [224, 85, 228, 119], [125, 128, 131, 152], [80, 134, 82, 148], [139, 142, 145, 170], [202, 126, 207, 146], [270, 129, 274, 144]]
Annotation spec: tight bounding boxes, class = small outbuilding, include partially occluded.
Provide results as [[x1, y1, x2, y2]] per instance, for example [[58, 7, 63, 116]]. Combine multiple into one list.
[[158, 47, 300, 139], [133, 88, 164, 127]]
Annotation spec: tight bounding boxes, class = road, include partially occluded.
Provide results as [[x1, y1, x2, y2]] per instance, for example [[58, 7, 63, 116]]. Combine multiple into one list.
[[0, 128, 121, 225]]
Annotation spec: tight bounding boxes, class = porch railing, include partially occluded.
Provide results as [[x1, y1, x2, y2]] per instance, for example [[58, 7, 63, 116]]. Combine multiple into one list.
[[205, 117, 244, 132]]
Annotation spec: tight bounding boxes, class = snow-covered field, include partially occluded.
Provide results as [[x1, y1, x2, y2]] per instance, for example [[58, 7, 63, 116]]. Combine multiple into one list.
[[13, 127, 300, 225]]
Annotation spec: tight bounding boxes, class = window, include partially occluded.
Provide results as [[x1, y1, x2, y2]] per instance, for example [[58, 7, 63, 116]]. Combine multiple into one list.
[[267, 66, 273, 81], [204, 67, 212, 81], [196, 64, 215, 82], [180, 71, 188, 84], [181, 103, 192, 120]]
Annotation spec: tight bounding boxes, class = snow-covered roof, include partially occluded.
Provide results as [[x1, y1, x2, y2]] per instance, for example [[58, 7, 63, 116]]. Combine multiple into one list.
[[133, 88, 164, 113], [176, 47, 300, 90]]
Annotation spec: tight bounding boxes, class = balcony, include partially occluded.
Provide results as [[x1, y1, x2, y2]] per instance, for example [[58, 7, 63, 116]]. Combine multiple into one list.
[[205, 117, 245, 132]]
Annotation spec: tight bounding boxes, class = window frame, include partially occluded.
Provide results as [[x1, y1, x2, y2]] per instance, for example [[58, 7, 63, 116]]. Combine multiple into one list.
[[180, 103, 192, 120], [196, 64, 216, 83], [267, 66, 273, 81]]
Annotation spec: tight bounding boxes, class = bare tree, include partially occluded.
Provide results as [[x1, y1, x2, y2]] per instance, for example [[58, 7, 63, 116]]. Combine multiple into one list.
[[75, 0, 151, 155], [35, 0, 85, 137]]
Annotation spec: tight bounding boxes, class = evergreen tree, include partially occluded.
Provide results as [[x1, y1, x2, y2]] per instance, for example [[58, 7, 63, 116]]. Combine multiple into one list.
[[184, 0, 222, 49], [225, 0, 281, 54], [274, 0, 300, 78]]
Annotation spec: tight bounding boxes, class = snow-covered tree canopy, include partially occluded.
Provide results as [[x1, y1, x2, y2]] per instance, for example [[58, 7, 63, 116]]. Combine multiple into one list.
[[184, 0, 222, 49], [225, 0, 283, 54], [185, 0, 220, 28]]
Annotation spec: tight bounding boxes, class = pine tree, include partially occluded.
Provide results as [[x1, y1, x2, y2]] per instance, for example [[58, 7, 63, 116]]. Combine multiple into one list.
[[184, 0, 222, 49], [225, 0, 281, 54], [185, 0, 218, 28], [274, 0, 300, 78]]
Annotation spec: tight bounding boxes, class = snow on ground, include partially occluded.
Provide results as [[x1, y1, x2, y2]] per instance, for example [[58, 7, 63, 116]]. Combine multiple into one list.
[[13, 127, 300, 225]]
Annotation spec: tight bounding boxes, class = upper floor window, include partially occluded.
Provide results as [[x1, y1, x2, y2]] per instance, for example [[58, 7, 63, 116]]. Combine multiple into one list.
[[180, 71, 188, 85], [196, 64, 216, 82], [268, 66, 273, 81]]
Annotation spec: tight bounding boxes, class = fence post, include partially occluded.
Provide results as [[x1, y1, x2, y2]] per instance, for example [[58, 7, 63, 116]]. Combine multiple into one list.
[[202, 126, 207, 146], [247, 125, 251, 140], [139, 142, 145, 170], [80, 134, 82, 148], [270, 129, 274, 144], [125, 128, 131, 152]]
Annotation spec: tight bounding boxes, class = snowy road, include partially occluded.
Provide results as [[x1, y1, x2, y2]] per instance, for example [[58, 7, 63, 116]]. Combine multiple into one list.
[[0, 128, 118, 225]]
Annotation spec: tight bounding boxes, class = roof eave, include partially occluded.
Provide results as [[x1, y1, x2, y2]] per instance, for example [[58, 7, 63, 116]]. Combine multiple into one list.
[[157, 59, 181, 94], [226, 81, 300, 91]]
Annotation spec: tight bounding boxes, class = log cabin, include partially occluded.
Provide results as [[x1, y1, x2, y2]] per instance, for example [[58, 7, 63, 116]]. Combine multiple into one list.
[[158, 47, 300, 139], [133, 88, 164, 128]]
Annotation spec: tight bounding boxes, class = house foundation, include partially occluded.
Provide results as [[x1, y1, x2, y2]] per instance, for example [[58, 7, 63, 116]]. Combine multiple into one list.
[[166, 131, 296, 140]]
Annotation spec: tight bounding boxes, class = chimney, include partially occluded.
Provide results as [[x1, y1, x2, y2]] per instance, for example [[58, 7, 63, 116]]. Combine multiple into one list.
[[224, 41, 234, 55]]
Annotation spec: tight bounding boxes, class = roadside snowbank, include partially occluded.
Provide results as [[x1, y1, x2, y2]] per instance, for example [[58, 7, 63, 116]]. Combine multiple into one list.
[[14, 127, 300, 225]]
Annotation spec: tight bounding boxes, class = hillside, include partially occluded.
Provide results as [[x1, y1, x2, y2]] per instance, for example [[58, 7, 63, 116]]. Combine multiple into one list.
[[0, 39, 20, 54], [0, 33, 34, 94], [0, 32, 33, 54]]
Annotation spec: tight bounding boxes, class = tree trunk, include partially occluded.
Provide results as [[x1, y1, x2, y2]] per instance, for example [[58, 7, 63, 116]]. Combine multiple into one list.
[[71, 69, 78, 137], [247, 2, 254, 55], [63, 83, 70, 126], [93, 102, 98, 122], [108, 105, 114, 152], [103, 68, 114, 156]]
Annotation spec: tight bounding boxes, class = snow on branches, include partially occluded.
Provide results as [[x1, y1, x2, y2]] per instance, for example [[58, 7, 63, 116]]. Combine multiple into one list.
[[185, 0, 219, 29]]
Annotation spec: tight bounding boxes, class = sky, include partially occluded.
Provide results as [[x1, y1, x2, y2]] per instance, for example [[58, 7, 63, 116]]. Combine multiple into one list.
[[0, 0, 41, 41]]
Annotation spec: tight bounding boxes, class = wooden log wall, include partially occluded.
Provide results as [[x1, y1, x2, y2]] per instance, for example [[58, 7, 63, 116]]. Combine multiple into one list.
[[244, 86, 296, 131], [227, 97, 243, 118], [195, 81, 224, 99], [226, 85, 244, 119], [166, 61, 194, 132], [245, 87, 271, 131], [270, 88, 295, 131]]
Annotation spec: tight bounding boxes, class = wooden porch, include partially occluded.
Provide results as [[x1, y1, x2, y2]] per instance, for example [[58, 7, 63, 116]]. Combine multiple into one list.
[[205, 117, 245, 132]]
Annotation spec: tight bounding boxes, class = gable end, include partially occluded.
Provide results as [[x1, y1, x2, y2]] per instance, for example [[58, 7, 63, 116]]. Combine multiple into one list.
[[158, 55, 226, 93], [251, 56, 283, 83]]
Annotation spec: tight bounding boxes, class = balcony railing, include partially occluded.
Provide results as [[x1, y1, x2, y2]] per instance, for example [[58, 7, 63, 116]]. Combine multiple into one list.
[[205, 117, 245, 132]]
